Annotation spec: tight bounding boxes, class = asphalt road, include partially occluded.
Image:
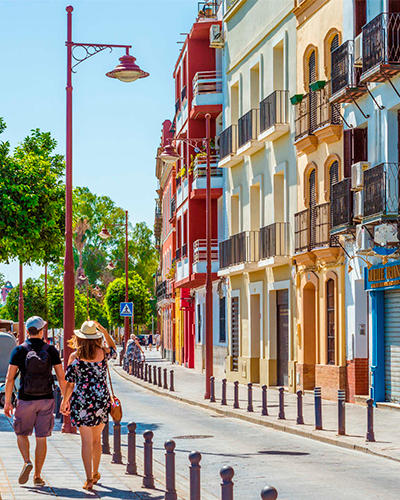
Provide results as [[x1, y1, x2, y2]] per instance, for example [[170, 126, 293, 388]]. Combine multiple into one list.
[[113, 368, 400, 500]]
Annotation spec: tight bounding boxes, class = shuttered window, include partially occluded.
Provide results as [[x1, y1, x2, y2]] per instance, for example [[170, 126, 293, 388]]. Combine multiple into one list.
[[398, 110, 400, 165], [231, 297, 239, 371], [343, 128, 368, 177], [309, 51, 317, 133], [327, 279, 335, 365], [309, 169, 316, 247], [384, 290, 400, 403], [197, 304, 202, 343], [354, 0, 366, 36], [219, 297, 226, 343]]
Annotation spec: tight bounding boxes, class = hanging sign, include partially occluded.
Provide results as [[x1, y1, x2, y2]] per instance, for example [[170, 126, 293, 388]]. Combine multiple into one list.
[[365, 262, 400, 292]]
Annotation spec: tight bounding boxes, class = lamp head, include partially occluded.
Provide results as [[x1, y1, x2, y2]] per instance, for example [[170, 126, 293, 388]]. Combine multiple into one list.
[[157, 144, 182, 164], [106, 262, 116, 271], [78, 273, 87, 282], [99, 226, 111, 239], [106, 54, 149, 83]]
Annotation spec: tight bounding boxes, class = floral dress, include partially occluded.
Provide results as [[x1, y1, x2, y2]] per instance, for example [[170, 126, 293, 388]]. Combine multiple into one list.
[[65, 348, 115, 427]]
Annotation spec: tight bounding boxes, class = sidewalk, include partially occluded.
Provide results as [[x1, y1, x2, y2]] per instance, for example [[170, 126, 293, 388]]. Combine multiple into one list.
[[116, 350, 400, 463]]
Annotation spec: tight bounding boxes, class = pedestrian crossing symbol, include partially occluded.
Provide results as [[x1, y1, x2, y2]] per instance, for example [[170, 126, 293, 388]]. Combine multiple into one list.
[[120, 302, 133, 317]]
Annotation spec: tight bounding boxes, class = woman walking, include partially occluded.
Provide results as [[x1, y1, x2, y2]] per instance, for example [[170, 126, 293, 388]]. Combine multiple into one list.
[[61, 320, 116, 490]]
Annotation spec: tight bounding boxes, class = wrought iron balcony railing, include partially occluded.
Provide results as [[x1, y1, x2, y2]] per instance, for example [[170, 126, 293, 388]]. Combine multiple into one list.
[[175, 97, 181, 115], [219, 231, 260, 269], [170, 194, 176, 219], [181, 85, 187, 103], [182, 243, 188, 258], [193, 239, 219, 263], [176, 247, 181, 261], [193, 154, 222, 178], [331, 178, 353, 229], [295, 203, 338, 253], [198, 1, 220, 18], [156, 280, 173, 301], [192, 71, 222, 96], [238, 109, 260, 148], [363, 163, 399, 218], [219, 125, 238, 160], [316, 80, 341, 129], [259, 222, 290, 260], [331, 40, 363, 97], [260, 90, 289, 133]]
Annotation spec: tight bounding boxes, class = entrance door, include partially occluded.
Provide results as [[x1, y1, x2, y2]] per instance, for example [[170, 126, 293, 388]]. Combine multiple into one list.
[[231, 297, 239, 371], [250, 294, 261, 382], [277, 290, 289, 386], [384, 290, 400, 403]]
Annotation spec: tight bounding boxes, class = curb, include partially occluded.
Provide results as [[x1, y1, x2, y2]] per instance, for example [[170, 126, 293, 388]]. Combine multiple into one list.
[[113, 364, 400, 464]]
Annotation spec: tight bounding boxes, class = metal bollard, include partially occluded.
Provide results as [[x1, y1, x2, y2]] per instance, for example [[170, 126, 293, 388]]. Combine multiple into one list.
[[261, 385, 268, 416], [189, 451, 201, 500], [102, 418, 110, 454], [233, 381, 239, 409], [170, 370, 175, 391], [338, 389, 346, 436], [314, 387, 322, 430], [163, 368, 168, 389], [158, 367, 162, 388], [220, 465, 234, 500], [210, 376, 216, 402], [164, 440, 177, 500], [366, 398, 376, 442], [54, 386, 62, 418], [247, 383, 254, 412], [221, 379, 227, 405], [296, 390, 304, 425], [140, 361, 143, 380], [142, 430, 155, 488], [148, 365, 152, 384], [278, 387, 285, 420], [112, 420, 122, 464], [260, 485, 278, 500], [153, 365, 157, 386], [126, 422, 137, 475], [144, 363, 148, 382]]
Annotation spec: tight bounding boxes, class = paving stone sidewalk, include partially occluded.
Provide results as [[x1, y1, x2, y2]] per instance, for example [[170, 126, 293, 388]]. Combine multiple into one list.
[[117, 350, 400, 463]]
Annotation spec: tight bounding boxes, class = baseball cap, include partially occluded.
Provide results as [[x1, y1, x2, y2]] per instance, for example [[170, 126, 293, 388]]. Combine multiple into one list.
[[26, 316, 47, 330]]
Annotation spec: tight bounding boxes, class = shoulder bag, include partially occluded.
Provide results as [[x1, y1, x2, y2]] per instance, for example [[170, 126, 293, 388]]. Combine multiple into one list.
[[105, 357, 123, 422]]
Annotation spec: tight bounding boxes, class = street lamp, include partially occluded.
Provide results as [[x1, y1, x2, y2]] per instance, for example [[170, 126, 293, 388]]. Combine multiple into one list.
[[78, 273, 102, 319], [63, 6, 148, 433], [157, 114, 213, 399]]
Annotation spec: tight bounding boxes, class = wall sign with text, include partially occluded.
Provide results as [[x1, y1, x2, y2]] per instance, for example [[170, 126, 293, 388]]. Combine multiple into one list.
[[364, 262, 400, 291]]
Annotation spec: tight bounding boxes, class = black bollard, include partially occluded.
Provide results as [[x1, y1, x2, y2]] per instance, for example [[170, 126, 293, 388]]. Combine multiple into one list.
[[144, 363, 148, 382], [260, 485, 278, 500], [366, 398, 376, 442], [163, 368, 168, 389], [233, 381, 239, 409], [142, 430, 155, 488], [126, 422, 137, 475], [296, 390, 304, 425], [220, 465, 234, 500], [148, 365, 152, 384], [210, 376, 216, 402], [278, 387, 285, 420], [139, 361, 143, 380], [158, 367, 162, 388], [112, 420, 122, 464], [153, 365, 157, 386], [247, 383, 254, 412], [164, 440, 177, 500], [54, 386, 62, 418], [221, 379, 227, 405], [261, 385, 268, 416], [102, 418, 110, 454], [338, 389, 346, 436], [189, 451, 201, 500], [314, 387, 322, 430], [170, 370, 175, 391]]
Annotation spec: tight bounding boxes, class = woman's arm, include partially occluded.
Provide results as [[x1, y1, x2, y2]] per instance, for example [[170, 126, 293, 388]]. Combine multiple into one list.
[[94, 321, 116, 350], [60, 353, 76, 415], [135, 339, 144, 354]]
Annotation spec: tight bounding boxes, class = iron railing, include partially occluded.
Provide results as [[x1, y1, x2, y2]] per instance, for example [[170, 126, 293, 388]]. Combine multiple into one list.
[[238, 109, 260, 148], [198, 1, 220, 18], [295, 204, 338, 253], [316, 80, 341, 128], [364, 163, 399, 218], [331, 178, 353, 228], [219, 231, 260, 269], [193, 154, 222, 178], [295, 93, 313, 139], [193, 239, 219, 263], [176, 176, 181, 188], [219, 125, 238, 159], [331, 40, 362, 95], [294, 209, 310, 253], [181, 85, 187, 103], [157, 280, 172, 301], [260, 90, 289, 133], [182, 243, 188, 258], [315, 202, 336, 247], [362, 13, 400, 74], [192, 71, 222, 96], [170, 195, 176, 219], [259, 222, 290, 260], [176, 248, 181, 261], [175, 97, 181, 115]]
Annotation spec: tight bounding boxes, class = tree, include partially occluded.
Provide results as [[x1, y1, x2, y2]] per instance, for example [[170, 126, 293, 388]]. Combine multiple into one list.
[[73, 217, 90, 283], [0, 122, 65, 266], [4, 278, 46, 321], [104, 272, 150, 327], [47, 282, 87, 329], [0, 272, 5, 289]]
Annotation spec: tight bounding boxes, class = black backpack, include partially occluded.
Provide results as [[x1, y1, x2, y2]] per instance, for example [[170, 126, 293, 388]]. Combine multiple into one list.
[[22, 342, 53, 396]]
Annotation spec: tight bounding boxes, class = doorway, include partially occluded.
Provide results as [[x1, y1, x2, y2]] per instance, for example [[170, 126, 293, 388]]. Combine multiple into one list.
[[250, 293, 261, 382], [276, 290, 289, 386]]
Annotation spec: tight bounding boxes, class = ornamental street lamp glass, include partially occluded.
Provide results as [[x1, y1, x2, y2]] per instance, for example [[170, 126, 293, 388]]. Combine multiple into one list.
[[106, 262, 116, 270], [99, 227, 111, 239], [106, 54, 150, 83], [158, 144, 183, 164]]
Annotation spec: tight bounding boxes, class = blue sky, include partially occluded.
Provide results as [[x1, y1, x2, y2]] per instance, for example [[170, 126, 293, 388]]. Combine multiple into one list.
[[0, 0, 197, 285]]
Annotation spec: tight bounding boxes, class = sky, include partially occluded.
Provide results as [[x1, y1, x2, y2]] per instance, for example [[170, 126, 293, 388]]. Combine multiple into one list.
[[0, 0, 197, 286]]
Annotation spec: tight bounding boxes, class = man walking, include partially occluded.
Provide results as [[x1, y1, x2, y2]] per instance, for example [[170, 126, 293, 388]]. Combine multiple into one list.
[[3, 316, 66, 487]]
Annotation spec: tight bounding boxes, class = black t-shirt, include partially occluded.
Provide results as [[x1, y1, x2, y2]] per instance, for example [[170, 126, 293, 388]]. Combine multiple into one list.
[[9, 338, 62, 401]]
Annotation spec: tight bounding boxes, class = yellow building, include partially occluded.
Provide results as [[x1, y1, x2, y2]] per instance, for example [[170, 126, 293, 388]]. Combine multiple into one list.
[[292, 0, 346, 400]]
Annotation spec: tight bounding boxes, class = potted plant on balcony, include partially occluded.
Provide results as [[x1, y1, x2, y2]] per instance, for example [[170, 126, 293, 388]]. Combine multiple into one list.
[[290, 93, 304, 105], [166, 261, 176, 280], [309, 80, 326, 91]]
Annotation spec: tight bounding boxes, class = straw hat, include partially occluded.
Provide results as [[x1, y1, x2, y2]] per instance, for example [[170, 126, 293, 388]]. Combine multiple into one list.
[[74, 320, 103, 340]]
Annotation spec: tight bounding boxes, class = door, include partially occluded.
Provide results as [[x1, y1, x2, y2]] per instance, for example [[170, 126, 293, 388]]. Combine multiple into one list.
[[277, 290, 289, 386], [309, 169, 316, 249], [250, 294, 261, 382], [384, 290, 400, 403], [231, 297, 239, 371]]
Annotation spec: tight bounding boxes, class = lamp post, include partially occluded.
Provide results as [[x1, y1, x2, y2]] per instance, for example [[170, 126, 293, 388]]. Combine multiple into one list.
[[157, 114, 213, 399], [78, 273, 102, 319], [63, 6, 148, 433], [18, 263, 24, 344], [44, 264, 48, 342]]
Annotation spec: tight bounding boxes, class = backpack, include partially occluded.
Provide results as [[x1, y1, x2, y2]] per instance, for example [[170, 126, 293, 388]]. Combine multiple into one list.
[[22, 342, 53, 396]]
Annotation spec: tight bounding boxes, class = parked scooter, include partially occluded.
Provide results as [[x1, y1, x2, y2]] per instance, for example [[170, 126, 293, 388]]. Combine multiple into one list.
[[0, 331, 18, 408]]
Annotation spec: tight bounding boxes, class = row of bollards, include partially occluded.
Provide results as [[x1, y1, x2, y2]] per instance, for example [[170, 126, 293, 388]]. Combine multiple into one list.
[[210, 378, 376, 442], [102, 418, 278, 499], [126, 358, 175, 392]]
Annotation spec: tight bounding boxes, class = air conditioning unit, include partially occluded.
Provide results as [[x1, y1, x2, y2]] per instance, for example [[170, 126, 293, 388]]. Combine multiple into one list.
[[351, 161, 370, 191], [355, 225, 374, 253], [354, 33, 363, 67], [210, 25, 224, 48], [353, 191, 364, 219]]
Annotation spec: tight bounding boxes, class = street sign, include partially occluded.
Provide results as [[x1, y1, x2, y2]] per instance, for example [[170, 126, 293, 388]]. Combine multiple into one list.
[[120, 302, 133, 317]]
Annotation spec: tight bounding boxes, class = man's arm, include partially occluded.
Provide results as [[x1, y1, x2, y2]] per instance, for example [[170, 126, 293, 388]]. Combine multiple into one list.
[[53, 364, 67, 396], [4, 365, 18, 418]]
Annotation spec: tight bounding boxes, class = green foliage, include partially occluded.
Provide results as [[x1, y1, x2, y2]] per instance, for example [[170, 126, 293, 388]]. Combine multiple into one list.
[[0, 123, 65, 265], [5, 278, 46, 321], [47, 282, 87, 329], [0, 272, 5, 289], [104, 272, 150, 327]]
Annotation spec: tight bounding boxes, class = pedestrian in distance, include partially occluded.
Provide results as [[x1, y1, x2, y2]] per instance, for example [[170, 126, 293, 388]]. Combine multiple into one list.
[[125, 334, 145, 367], [3, 316, 66, 487], [60, 320, 116, 491], [147, 332, 153, 351]]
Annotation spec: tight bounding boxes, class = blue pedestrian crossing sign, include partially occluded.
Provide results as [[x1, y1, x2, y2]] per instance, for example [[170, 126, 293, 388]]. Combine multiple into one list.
[[120, 302, 133, 317]]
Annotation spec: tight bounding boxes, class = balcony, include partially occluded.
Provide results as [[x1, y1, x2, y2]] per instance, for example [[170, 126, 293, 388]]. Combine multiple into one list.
[[154, 205, 162, 241], [330, 178, 354, 233], [258, 90, 290, 143], [219, 231, 260, 274], [218, 125, 242, 168], [175, 97, 181, 116], [237, 109, 263, 156], [330, 40, 367, 104], [361, 13, 400, 83], [181, 85, 187, 104], [193, 239, 219, 274], [258, 222, 291, 267], [191, 154, 223, 198], [182, 243, 188, 258], [157, 280, 173, 304], [191, 71, 223, 119], [176, 247, 181, 261], [312, 80, 342, 144], [363, 163, 399, 222], [197, 1, 220, 19], [170, 194, 176, 222]]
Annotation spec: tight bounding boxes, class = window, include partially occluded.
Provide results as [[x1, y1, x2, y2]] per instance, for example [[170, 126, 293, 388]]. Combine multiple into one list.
[[327, 279, 335, 365], [343, 128, 368, 177], [309, 169, 316, 246], [197, 304, 202, 343], [219, 297, 226, 343], [354, 0, 366, 37], [309, 50, 317, 132], [329, 160, 339, 225]]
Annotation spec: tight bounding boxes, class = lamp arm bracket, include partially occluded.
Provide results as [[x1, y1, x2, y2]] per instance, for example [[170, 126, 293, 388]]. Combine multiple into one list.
[[67, 42, 132, 73]]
